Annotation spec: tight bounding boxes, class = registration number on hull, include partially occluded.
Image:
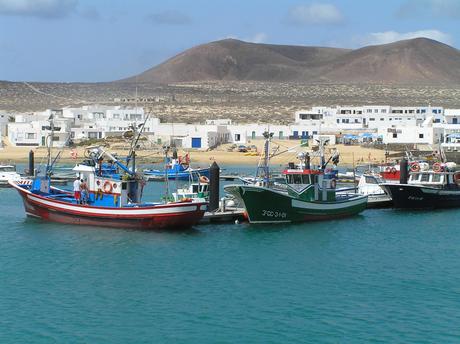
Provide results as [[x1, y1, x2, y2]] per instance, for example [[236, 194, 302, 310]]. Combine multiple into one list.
[[262, 210, 287, 219]]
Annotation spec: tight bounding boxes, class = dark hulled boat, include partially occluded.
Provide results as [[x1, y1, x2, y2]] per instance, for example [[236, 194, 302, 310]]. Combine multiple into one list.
[[381, 165, 460, 209]]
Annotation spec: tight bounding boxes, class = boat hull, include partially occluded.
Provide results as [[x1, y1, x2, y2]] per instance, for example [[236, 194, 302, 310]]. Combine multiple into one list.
[[11, 182, 207, 230], [381, 183, 460, 209], [226, 185, 367, 223], [145, 168, 210, 180]]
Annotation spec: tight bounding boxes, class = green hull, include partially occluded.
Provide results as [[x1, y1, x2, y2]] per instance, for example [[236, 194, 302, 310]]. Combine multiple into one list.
[[225, 185, 368, 223]]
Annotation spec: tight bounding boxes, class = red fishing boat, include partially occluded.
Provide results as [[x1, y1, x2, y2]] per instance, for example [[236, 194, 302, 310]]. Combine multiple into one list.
[[10, 120, 207, 230], [10, 179, 206, 229]]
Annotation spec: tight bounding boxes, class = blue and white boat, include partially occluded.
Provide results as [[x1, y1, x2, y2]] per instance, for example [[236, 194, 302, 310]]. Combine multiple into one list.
[[144, 156, 209, 181]]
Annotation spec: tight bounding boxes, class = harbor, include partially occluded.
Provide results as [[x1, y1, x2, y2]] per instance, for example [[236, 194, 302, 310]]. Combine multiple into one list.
[[4, 0, 460, 341]]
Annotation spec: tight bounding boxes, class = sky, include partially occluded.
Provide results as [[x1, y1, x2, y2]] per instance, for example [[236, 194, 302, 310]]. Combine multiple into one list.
[[1, 0, 460, 82]]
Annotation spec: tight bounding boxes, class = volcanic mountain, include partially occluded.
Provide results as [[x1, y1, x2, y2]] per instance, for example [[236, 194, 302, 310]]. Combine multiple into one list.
[[120, 38, 460, 85]]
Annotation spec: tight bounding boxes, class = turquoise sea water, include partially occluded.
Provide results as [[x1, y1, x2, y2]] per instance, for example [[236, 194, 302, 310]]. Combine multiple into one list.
[[2, 165, 460, 343]]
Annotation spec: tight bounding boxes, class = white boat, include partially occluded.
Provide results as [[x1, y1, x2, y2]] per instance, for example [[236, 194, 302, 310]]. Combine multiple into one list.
[[357, 174, 392, 208], [0, 165, 21, 187]]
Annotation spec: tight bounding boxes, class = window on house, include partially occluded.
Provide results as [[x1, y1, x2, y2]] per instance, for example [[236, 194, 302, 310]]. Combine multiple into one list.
[[26, 133, 36, 139], [382, 109, 387, 113], [369, 118, 375, 121], [367, 109, 372, 113], [419, 133, 424, 139], [380, 118, 384, 121], [374, 109, 378, 113], [393, 133, 397, 138]]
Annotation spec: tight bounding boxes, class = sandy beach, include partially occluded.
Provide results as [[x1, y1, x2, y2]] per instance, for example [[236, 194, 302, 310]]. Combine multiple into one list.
[[0, 139, 392, 167]]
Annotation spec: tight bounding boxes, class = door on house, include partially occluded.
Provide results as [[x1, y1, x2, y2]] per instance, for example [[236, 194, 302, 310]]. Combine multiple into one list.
[[191, 137, 202, 148], [293, 131, 299, 139], [41, 136, 46, 146], [279, 131, 283, 139], [251, 131, 256, 139], [235, 133, 241, 141], [301, 131, 308, 139]]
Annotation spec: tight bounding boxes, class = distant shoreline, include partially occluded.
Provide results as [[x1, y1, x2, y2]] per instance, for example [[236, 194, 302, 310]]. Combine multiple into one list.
[[0, 143, 391, 168]]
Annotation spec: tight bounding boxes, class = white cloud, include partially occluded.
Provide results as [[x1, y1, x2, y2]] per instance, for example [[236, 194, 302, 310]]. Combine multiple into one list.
[[245, 33, 268, 44], [0, 0, 78, 18], [286, 3, 343, 25], [223, 33, 268, 44], [358, 30, 453, 46], [397, 0, 460, 19]]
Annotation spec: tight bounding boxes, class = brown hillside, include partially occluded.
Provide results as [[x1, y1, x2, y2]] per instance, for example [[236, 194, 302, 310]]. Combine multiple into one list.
[[119, 38, 460, 85], [121, 39, 350, 83]]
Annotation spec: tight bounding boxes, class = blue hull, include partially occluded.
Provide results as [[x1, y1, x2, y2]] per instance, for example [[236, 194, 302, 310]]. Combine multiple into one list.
[[144, 168, 210, 180]]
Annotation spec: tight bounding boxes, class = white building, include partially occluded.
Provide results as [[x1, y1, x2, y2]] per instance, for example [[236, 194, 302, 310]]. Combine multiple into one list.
[[6, 104, 458, 149]]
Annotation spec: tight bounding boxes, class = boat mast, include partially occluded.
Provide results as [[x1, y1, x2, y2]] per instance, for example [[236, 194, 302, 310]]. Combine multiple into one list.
[[46, 114, 55, 176], [261, 131, 272, 187], [163, 145, 170, 202]]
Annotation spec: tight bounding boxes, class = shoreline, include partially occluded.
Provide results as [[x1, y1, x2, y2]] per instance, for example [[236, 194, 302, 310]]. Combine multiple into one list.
[[0, 142, 395, 167]]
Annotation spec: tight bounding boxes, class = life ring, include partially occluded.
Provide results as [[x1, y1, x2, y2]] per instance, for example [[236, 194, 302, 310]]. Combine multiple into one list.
[[330, 179, 337, 189], [103, 181, 113, 193], [433, 162, 443, 173], [70, 149, 78, 160], [199, 176, 209, 183], [390, 167, 397, 174], [410, 162, 420, 172]]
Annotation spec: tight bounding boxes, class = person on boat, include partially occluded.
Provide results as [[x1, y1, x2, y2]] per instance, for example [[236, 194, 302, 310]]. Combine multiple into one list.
[[80, 178, 88, 205], [73, 177, 82, 204]]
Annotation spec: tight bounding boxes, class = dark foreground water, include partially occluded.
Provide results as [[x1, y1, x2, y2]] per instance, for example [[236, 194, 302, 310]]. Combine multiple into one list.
[[2, 168, 460, 343]]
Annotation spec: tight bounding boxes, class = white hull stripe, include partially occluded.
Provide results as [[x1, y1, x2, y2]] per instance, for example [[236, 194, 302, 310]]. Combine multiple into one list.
[[26, 194, 202, 216], [292, 196, 367, 210], [420, 188, 460, 195]]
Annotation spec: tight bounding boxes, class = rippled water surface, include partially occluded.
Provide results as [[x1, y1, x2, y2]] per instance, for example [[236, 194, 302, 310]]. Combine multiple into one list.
[[2, 165, 460, 343]]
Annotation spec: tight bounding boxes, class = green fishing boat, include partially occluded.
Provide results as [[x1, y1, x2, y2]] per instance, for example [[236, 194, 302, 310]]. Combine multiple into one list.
[[224, 133, 368, 224]]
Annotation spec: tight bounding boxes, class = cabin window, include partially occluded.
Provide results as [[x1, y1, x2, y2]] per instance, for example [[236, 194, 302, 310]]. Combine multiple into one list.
[[421, 174, 430, 183], [365, 176, 377, 184], [302, 175, 311, 184], [192, 185, 199, 192], [293, 175, 303, 184], [431, 174, 442, 183]]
